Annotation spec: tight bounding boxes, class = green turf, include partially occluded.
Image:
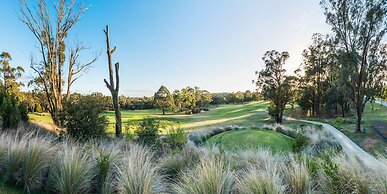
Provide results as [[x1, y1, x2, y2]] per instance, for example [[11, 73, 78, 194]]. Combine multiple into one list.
[[207, 129, 294, 152], [28, 113, 54, 124], [27, 101, 316, 135]]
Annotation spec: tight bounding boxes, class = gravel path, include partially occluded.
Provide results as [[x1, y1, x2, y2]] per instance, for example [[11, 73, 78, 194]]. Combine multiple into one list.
[[285, 116, 386, 170]]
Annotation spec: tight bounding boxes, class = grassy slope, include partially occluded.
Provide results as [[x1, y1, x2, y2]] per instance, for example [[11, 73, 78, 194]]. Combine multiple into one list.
[[207, 129, 294, 152], [285, 103, 387, 156], [28, 101, 314, 134]]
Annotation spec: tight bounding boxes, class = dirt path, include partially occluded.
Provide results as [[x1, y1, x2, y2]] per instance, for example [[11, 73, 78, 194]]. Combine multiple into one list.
[[285, 116, 386, 170]]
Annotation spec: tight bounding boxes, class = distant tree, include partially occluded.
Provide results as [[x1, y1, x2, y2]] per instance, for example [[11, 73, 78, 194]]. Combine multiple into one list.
[[321, 0, 387, 132], [154, 86, 174, 115], [195, 89, 212, 111], [173, 90, 184, 112], [233, 91, 245, 103], [243, 90, 254, 102], [103, 25, 122, 136], [381, 86, 387, 101], [255, 50, 295, 123], [19, 0, 97, 125], [0, 52, 24, 95]]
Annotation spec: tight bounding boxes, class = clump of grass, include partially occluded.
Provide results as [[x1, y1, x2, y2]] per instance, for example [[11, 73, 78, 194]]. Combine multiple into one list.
[[161, 144, 201, 180], [93, 142, 121, 194], [47, 143, 96, 194], [283, 154, 312, 194], [174, 156, 234, 194], [235, 164, 285, 194], [1, 134, 27, 186], [21, 136, 55, 193], [116, 144, 166, 194]]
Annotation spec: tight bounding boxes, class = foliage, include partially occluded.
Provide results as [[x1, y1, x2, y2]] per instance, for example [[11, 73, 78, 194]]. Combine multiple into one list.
[[0, 92, 28, 129], [0, 52, 25, 95], [135, 117, 161, 146], [59, 96, 108, 140], [255, 50, 295, 123], [154, 85, 175, 114], [165, 127, 187, 150], [320, 0, 387, 132], [292, 134, 309, 153]]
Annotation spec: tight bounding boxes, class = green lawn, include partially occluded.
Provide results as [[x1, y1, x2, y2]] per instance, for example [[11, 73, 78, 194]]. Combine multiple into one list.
[[28, 101, 315, 135], [207, 129, 294, 152], [285, 103, 387, 156], [28, 113, 54, 124]]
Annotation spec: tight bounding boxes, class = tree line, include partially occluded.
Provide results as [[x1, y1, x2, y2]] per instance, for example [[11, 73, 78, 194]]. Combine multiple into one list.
[[256, 0, 387, 133]]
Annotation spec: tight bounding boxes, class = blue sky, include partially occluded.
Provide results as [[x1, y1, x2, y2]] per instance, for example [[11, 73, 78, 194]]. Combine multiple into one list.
[[0, 0, 330, 96]]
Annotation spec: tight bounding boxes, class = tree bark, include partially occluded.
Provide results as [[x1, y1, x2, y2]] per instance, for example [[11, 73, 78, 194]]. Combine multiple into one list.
[[104, 25, 122, 136]]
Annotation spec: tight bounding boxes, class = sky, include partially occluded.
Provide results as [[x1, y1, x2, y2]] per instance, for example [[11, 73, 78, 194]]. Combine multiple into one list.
[[0, 0, 331, 97]]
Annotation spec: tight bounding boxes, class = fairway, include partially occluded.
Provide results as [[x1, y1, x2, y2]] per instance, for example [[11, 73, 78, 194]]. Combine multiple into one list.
[[207, 129, 294, 152], [103, 101, 271, 133]]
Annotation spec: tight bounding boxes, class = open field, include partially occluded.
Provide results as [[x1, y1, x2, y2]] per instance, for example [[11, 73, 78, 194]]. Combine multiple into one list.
[[285, 103, 387, 156], [207, 129, 294, 152]]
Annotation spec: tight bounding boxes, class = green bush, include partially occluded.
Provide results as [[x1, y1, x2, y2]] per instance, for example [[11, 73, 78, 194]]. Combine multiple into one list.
[[292, 134, 308, 153], [59, 96, 108, 140], [165, 127, 187, 150], [0, 92, 28, 129], [135, 117, 160, 146]]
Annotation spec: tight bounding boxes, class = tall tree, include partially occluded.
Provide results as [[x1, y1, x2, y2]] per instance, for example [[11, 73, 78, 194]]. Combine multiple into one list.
[[154, 86, 174, 115], [0, 52, 25, 95], [103, 25, 122, 136], [255, 50, 295, 123], [19, 0, 97, 125], [321, 0, 387, 132]]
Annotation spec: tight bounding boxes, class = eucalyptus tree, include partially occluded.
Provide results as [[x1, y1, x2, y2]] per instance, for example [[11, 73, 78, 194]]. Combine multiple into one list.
[[0, 52, 25, 95], [321, 0, 387, 132], [19, 0, 98, 125], [255, 50, 295, 123]]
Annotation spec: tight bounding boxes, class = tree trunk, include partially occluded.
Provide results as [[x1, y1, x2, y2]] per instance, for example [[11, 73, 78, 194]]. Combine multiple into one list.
[[355, 106, 362, 133], [104, 25, 122, 137], [341, 104, 346, 118], [162, 108, 165, 115]]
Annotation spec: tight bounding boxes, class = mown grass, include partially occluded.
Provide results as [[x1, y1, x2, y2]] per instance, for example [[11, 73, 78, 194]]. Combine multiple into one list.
[[285, 103, 387, 156], [207, 129, 294, 152]]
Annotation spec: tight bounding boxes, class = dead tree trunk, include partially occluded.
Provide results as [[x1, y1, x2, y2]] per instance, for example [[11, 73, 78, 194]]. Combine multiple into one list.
[[103, 25, 122, 136]]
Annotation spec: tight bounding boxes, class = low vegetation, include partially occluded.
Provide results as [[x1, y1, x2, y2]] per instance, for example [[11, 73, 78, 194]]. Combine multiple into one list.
[[0, 129, 385, 194]]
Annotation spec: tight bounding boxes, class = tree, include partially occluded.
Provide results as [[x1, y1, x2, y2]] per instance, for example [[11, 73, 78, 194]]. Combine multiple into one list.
[[321, 0, 387, 132], [154, 86, 174, 115], [0, 52, 25, 95], [299, 34, 334, 115], [244, 90, 254, 102], [233, 91, 245, 103], [255, 50, 295, 123], [103, 25, 122, 136], [19, 0, 97, 125]]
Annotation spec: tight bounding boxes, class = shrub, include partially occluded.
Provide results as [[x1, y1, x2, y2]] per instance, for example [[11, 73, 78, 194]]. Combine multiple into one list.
[[0, 92, 28, 129], [135, 117, 160, 146], [165, 127, 187, 150], [116, 144, 166, 193], [292, 134, 308, 153], [174, 156, 234, 194], [60, 96, 108, 140]]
